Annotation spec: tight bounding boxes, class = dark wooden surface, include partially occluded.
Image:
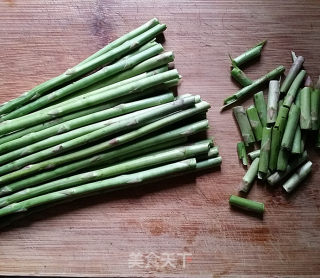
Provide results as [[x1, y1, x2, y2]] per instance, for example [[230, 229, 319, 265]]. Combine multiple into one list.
[[0, 0, 320, 277]]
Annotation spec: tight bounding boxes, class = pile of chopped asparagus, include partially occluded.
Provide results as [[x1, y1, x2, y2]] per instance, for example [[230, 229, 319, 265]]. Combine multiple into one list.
[[0, 18, 222, 226], [225, 43, 319, 215]]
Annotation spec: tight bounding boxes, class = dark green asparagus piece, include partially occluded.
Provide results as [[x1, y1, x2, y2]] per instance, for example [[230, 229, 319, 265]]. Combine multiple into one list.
[[258, 127, 272, 179], [311, 76, 320, 130], [254, 91, 267, 127], [230, 61, 253, 87], [237, 141, 248, 166], [281, 104, 300, 151], [300, 76, 312, 129], [246, 105, 263, 141], [283, 70, 306, 108], [229, 195, 264, 215]]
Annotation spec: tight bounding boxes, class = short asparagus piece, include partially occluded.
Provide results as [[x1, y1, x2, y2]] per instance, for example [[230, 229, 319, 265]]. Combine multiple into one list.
[[254, 91, 268, 127], [0, 143, 210, 206], [246, 105, 263, 141], [0, 97, 198, 176], [193, 157, 222, 171], [230, 62, 253, 87], [221, 66, 285, 110], [283, 161, 312, 193], [0, 120, 209, 195], [292, 126, 302, 154], [267, 151, 308, 186], [0, 69, 180, 135], [300, 76, 312, 129], [258, 127, 272, 178], [283, 70, 306, 108], [274, 105, 290, 136], [277, 148, 289, 171], [280, 56, 304, 94], [0, 159, 197, 218], [311, 77, 320, 130], [0, 102, 210, 184], [269, 127, 281, 171], [237, 141, 248, 166], [229, 195, 264, 215], [230, 40, 266, 67], [267, 80, 280, 125], [239, 157, 259, 193], [0, 23, 167, 115], [248, 149, 260, 160], [281, 104, 300, 151], [233, 106, 256, 146], [0, 93, 174, 156]]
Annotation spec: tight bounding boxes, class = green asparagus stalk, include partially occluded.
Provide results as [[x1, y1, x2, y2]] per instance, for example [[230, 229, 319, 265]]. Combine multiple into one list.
[[0, 93, 174, 156], [193, 157, 222, 172], [269, 127, 281, 171], [230, 40, 266, 67], [0, 67, 169, 145], [278, 99, 284, 112], [281, 104, 300, 150], [267, 80, 280, 125], [239, 157, 259, 193], [295, 90, 301, 107], [280, 56, 304, 94], [267, 151, 308, 186], [233, 106, 255, 146], [230, 62, 253, 87], [0, 23, 167, 116], [274, 105, 289, 136], [283, 70, 306, 108], [311, 76, 320, 130], [77, 18, 160, 66], [0, 120, 209, 195], [246, 105, 263, 141], [0, 102, 210, 185], [207, 147, 219, 158], [248, 149, 260, 160], [229, 195, 264, 215], [0, 69, 180, 135], [2, 44, 165, 120], [300, 76, 312, 129], [237, 141, 248, 166], [258, 127, 272, 178], [283, 161, 312, 193], [0, 142, 210, 206], [292, 125, 302, 154], [277, 148, 289, 171], [254, 91, 267, 127], [221, 66, 285, 110], [0, 97, 198, 176], [0, 159, 197, 218]]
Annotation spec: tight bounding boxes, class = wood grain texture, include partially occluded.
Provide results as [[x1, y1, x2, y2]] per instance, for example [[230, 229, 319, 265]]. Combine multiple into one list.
[[0, 0, 320, 277]]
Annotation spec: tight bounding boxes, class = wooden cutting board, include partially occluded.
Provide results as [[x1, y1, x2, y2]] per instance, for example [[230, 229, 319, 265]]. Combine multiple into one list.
[[0, 0, 319, 277]]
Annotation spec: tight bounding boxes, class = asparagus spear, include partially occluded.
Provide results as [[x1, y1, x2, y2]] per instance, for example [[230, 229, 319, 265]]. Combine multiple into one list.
[[57, 51, 175, 103], [283, 70, 306, 108], [0, 69, 180, 135], [0, 93, 174, 156], [239, 157, 259, 193], [193, 157, 222, 171], [0, 23, 167, 115], [269, 127, 281, 171], [277, 148, 289, 172], [77, 18, 160, 66], [233, 106, 255, 146], [267, 151, 308, 186], [281, 104, 300, 150], [0, 67, 169, 145], [258, 127, 272, 178], [229, 40, 266, 67], [221, 66, 285, 110], [0, 142, 210, 206], [246, 105, 263, 141], [311, 76, 320, 130], [280, 56, 304, 94], [248, 149, 260, 160], [300, 76, 312, 129], [0, 159, 197, 218], [237, 141, 248, 166], [229, 195, 264, 215], [274, 105, 289, 136], [0, 97, 198, 175], [254, 91, 267, 127], [267, 80, 280, 125], [230, 62, 253, 87], [0, 102, 210, 185], [0, 120, 209, 195], [2, 44, 165, 120], [292, 126, 302, 154], [283, 161, 312, 193]]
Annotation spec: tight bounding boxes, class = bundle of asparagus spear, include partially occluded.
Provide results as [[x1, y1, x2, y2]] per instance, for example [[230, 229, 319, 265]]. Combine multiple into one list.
[[224, 42, 319, 215], [0, 18, 222, 226]]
